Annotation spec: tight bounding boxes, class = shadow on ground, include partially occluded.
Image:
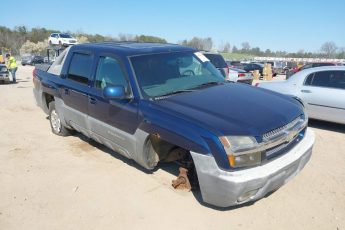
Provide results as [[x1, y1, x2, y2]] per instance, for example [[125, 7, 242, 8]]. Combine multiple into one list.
[[308, 119, 345, 134], [71, 132, 252, 210]]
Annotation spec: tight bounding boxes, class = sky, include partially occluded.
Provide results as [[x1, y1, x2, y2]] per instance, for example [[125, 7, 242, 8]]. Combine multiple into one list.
[[1, 0, 345, 52]]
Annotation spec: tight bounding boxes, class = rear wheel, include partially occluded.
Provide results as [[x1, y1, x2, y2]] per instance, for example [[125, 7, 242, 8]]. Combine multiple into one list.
[[49, 101, 70, 136]]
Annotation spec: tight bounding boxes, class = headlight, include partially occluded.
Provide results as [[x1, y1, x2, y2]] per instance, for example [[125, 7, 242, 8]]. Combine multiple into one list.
[[220, 136, 262, 168], [302, 112, 308, 128]]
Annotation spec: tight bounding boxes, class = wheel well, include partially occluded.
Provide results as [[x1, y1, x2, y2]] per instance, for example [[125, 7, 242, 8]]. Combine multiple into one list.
[[149, 134, 193, 165], [43, 93, 54, 112], [149, 134, 199, 188]]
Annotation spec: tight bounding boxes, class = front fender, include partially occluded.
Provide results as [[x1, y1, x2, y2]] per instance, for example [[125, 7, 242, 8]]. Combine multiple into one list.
[[137, 105, 230, 170]]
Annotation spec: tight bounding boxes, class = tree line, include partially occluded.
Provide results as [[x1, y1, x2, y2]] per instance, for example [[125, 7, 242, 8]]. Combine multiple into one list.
[[180, 37, 344, 59], [0, 26, 167, 55], [0, 25, 344, 59], [228, 41, 344, 59]]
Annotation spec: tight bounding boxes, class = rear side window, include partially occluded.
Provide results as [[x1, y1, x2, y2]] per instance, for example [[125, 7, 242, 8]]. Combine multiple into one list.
[[304, 73, 314, 85], [305, 71, 345, 89], [203, 54, 227, 68], [67, 53, 93, 84]]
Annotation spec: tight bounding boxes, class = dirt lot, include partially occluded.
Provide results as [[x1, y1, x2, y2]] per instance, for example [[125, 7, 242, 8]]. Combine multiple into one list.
[[1, 66, 344, 230]]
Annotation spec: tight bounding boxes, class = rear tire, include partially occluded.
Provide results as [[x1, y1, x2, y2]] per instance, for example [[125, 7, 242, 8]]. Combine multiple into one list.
[[48, 101, 70, 136]]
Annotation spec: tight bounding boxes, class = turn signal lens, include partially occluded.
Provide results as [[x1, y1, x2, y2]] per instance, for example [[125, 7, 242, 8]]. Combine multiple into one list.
[[219, 136, 231, 148], [228, 155, 235, 167], [228, 152, 261, 168]]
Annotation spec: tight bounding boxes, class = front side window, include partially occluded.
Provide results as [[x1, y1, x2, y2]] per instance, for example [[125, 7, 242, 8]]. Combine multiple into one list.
[[67, 53, 93, 84], [306, 71, 345, 89], [94, 56, 129, 90], [130, 51, 225, 98]]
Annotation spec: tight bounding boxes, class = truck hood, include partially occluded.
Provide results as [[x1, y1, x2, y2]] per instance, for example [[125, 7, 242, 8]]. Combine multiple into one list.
[[149, 83, 303, 137]]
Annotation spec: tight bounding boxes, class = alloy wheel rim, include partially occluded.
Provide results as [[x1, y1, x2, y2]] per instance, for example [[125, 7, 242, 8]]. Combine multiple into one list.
[[50, 110, 61, 133]]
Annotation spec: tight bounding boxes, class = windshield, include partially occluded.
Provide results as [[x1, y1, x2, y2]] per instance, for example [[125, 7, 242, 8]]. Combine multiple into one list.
[[60, 34, 73, 38], [0, 66, 8, 72], [130, 51, 225, 98]]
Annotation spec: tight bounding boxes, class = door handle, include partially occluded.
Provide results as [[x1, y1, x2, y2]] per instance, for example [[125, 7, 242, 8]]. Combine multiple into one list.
[[64, 88, 69, 95], [301, 89, 311, 93], [89, 97, 97, 104]]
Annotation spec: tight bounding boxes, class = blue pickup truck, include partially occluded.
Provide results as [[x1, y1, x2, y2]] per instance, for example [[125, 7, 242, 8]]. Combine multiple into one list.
[[33, 42, 315, 207]]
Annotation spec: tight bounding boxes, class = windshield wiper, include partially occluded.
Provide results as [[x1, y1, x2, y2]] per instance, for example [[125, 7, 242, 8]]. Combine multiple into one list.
[[191, 81, 224, 89], [154, 89, 196, 99]]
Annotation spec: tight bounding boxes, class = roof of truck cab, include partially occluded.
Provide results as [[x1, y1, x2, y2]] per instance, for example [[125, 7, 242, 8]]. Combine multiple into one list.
[[72, 42, 196, 56]]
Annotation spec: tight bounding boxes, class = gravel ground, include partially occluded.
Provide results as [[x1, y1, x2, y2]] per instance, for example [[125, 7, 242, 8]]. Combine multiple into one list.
[[0, 66, 344, 230]]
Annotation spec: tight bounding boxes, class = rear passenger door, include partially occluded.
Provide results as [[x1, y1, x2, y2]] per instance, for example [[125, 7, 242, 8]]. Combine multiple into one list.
[[300, 70, 345, 124], [88, 55, 139, 157], [60, 52, 94, 135]]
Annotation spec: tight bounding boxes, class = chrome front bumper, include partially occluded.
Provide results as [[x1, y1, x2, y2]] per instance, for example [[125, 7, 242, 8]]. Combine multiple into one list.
[[191, 128, 315, 207]]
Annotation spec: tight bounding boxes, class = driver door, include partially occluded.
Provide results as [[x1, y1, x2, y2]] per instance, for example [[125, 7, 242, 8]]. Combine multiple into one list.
[[88, 55, 139, 157]]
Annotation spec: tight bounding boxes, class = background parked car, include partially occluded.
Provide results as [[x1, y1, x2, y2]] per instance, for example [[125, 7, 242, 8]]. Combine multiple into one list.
[[268, 61, 285, 75], [226, 60, 245, 69], [283, 61, 298, 75], [0, 64, 10, 84], [21, 55, 45, 66], [243, 62, 264, 75], [286, 62, 336, 79], [48, 33, 78, 46], [201, 51, 229, 78], [227, 67, 253, 84], [256, 66, 345, 124]]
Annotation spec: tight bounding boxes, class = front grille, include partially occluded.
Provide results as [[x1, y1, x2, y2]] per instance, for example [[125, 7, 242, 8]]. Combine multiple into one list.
[[261, 115, 306, 161], [263, 116, 301, 142], [265, 129, 305, 159]]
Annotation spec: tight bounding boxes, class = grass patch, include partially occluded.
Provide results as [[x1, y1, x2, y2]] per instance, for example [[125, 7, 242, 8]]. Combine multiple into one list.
[[220, 52, 254, 61]]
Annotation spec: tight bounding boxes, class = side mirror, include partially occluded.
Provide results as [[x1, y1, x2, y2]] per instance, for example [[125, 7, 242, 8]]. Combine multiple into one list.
[[103, 86, 128, 100]]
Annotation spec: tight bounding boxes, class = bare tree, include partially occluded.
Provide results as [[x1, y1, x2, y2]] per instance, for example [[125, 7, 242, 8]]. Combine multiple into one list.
[[20, 39, 48, 55], [181, 37, 213, 51], [241, 42, 250, 51], [232, 46, 239, 53], [336, 47, 345, 59], [320, 41, 337, 58], [218, 41, 225, 52], [118, 33, 135, 41], [223, 42, 231, 52]]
